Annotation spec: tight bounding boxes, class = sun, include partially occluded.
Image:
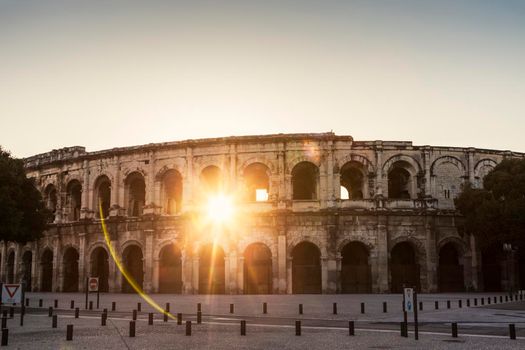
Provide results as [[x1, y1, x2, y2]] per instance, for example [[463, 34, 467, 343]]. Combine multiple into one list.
[[206, 193, 235, 224]]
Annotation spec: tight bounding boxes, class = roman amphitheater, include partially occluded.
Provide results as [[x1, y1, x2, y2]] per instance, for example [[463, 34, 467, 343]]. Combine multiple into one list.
[[3, 133, 524, 295]]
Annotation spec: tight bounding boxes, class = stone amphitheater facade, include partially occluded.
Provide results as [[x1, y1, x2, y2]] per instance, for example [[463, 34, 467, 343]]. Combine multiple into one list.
[[2, 133, 523, 294]]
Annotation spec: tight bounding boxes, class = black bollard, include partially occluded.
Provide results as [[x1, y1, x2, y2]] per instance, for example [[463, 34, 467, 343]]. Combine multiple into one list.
[[333, 302, 337, 315], [137, 302, 141, 312], [459, 300, 462, 308], [383, 302, 387, 313], [25, 298, 29, 307], [349, 321, 355, 336], [263, 302, 267, 314], [70, 300, 75, 309], [474, 298, 478, 306], [177, 313, 182, 325], [488, 297, 491, 305], [452, 322, 458, 338], [509, 324, 516, 340], [197, 311, 202, 324], [299, 304, 303, 314], [39, 299, 43, 307], [1, 317, 6, 329], [295, 320, 301, 336], [197, 303, 201, 312], [0, 329, 7, 346], [400, 322, 406, 337], [494, 296, 497, 304], [54, 299, 58, 308], [89, 301, 93, 310], [166, 303, 170, 312], [8, 308, 13, 319], [505, 296, 508, 302], [103, 308, 107, 314], [52, 315, 57, 328], [447, 300, 450, 309], [419, 301, 423, 311], [185, 321, 191, 336], [240, 320, 246, 336], [148, 313, 153, 325], [435, 301, 439, 310], [101, 313, 107, 326], [360, 302, 365, 314], [481, 298, 484, 305], [230, 304, 234, 314], [132, 310, 137, 321], [467, 299, 470, 307], [48, 307, 53, 317], [75, 308, 79, 318], [66, 324, 73, 341], [163, 312, 168, 322], [129, 321, 135, 337], [500, 296, 503, 303]]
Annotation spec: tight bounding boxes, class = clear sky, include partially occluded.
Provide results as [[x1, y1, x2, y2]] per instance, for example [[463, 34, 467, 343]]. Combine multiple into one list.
[[1, 0, 524, 158]]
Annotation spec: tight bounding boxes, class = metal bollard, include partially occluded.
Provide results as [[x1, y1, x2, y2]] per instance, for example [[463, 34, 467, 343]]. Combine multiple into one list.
[[509, 324, 516, 340], [185, 321, 191, 336], [467, 299, 470, 307], [419, 301, 423, 311], [451, 322, 458, 338], [52, 315, 57, 328], [299, 304, 303, 314], [488, 297, 491, 304], [333, 302, 337, 315], [230, 304, 234, 314], [103, 308, 107, 314], [494, 296, 497, 304], [70, 300, 75, 309], [197, 311, 202, 324], [39, 299, 43, 307], [500, 296, 503, 303], [197, 303, 201, 312], [165, 303, 170, 312], [137, 302, 141, 312], [129, 321, 135, 337], [459, 300, 462, 308], [400, 322, 406, 337], [89, 301, 93, 310], [163, 312, 168, 322], [360, 302, 365, 314], [295, 320, 301, 336], [48, 307, 53, 317], [240, 320, 246, 336], [75, 308, 79, 318], [66, 324, 73, 341], [112, 302, 116, 311], [481, 298, 484, 305], [132, 310, 137, 321], [383, 302, 387, 313], [505, 296, 508, 302], [54, 299, 58, 308], [148, 313, 153, 325], [474, 298, 478, 306], [435, 301, 439, 310], [177, 313, 182, 325], [1, 317, 6, 329], [25, 298, 29, 307], [349, 321, 355, 336], [101, 313, 107, 326], [447, 300, 450, 309], [263, 302, 267, 314], [1, 329, 7, 346]]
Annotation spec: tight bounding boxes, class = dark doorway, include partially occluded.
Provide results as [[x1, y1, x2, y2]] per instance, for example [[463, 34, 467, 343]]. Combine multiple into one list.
[[7, 251, 15, 283], [391, 242, 420, 292], [63, 248, 79, 292], [21, 251, 33, 292], [292, 162, 318, 200], [40, 249, 53, 292], [482, 245, 504, 292], [438, 243, 464, 292], [159, 244, 182, 293], [292, 242, 322, 294], [341, 242, 371, 293], [122, 245, 144, 293], [90, 247, 109, 292], [388, 166, 411, 199], [244, 243, 272, 294], [199, 244, 225, 294]]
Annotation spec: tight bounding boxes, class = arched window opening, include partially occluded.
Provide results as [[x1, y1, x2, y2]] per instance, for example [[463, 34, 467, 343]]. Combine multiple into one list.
[[21, 251, 33, 291], [62, 248, 79, 292], [159, 244, 182, 293], [90, 248, 109, 292], [162, 170, 183, 215], [292, 242, 321, 293], [341, 242, 370, 293], [243, 163, 270, 202], [44, 185, 57, 222], [199, 244, 225, 294], [40, 249, 53, 292], [244, 243, 272, 294], [201, 166, 222, 194], [125, 173, 146, 217], [7, 251, 15, 283], [438, 243, 464, 292], [388, 164, 412, 199], [122, 245, 143, 293], [292, 162, 318, 200], [66, 180, 82, 221], [94, 176, 111, 218], [390, 242, 420, 292], [340, 163, 364, 200]]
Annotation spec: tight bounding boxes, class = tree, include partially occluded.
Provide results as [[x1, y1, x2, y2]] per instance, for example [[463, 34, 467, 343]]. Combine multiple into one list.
[[0, 146, 49, 243], [455, 158, 525, 247]]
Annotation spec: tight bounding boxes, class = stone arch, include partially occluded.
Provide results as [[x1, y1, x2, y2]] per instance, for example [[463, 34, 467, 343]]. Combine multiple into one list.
[[158, 243, 183, 293], [195, 158, 227, 178], [430, 156, 467, 176], [474, 158, 498, 188], [438, 241, 465, 292], [287, 155, 322, 174], [243, 242, 273, 294], [242, 162, 271, 201], [119, 240, 145, 256], [384, 155, 421, 199], [239, 156, 277, 175], [198, 242, 226, 294], [92, 174, 112, 218], [89, 245, 109, 292], [291, 241, 322, 294], [337, 154, 376, 174], [337, 237, 374, 255], [437, 236, 468, 256], [238, 236, 277, 260], [40, 248, 54, 292], [389, 237, 426, 292], [159, 169, 183, 214], [431, 156, 466, 205], [65, 179, 82, 221], [121, 166, 148, 180], [340, 241, 371, 293], [124, 171, 146, 216], [155, 164, 185, 182], [62, 246, 79, 292], [121, 244, 144, 293], [287, 236, 327, 259], [90, 172, 114, 192], [382, 154, 422, 175], [291, 161, 320, 200]]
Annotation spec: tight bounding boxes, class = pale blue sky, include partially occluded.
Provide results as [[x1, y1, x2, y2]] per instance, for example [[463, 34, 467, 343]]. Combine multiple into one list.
[[1, 0, 524, 157]]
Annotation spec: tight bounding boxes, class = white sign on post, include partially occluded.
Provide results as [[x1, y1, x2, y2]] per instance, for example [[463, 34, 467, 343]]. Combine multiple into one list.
[[1, 284, 22, 304], [88, 277, 99, 292], [404, 287, 414, 313]]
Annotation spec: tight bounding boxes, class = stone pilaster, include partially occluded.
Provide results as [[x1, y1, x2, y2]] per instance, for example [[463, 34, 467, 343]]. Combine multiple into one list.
[[143, 230, 154, 293], [376, 215, 389, 292]]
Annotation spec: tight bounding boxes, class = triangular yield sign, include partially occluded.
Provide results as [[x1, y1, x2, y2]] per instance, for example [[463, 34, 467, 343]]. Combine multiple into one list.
[[4, 284, 20, 298]]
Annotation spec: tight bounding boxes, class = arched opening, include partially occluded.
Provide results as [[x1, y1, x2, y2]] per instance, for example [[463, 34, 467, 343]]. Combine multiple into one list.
[[62, 248, 79, 292], [159, 244, 182, 293], [21, 251, 33, 291], [243, 163, 270, 201], [341, 242, 371, 293], [201, 166, 222, 194], [388, 162, 412, 199], [44, 184, 57, 222], [125, 172, 146, 217], [244, 243, 272, 294], [340, 162, 365, 200], [7, 251, 15, 283], [482, 245, 504, 292], [122, 245, 143, 293], [66, 180, 82, 221], [94, 176, 111, 218], [438, 243, 464, 292], [90, 247, 109, 292], [390, 242, 420, 292], [199, 244, 225, 294], [292, 242, 322, 294], [40, 249, 53, 292], [161, 170, 183, 215], [292, 162, 318, 200]]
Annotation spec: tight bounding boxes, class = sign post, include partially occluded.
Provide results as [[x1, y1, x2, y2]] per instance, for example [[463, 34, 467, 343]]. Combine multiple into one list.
[[403, 287, 418, 340], [87, 277, 100, 309]]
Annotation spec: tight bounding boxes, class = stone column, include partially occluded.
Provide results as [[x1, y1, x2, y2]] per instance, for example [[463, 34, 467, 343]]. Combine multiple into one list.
[[237, 256, 244, 294], [228, 250, 238, 294], [53, 240, 60, 292], [325, 257, 337, 293], [375, 143, 384, 196], [423, 148, 431, 196], [108, 240, 119, 292], [277, 235, 287, 293], [78, 233, 86, 292], [224, 253, 231, 294], [0, 243, 6, 282], [467, 148, 476, 185], [424, 217, 437, 292], [229, 144, 237, 191], [376, 215, 389, 292], [278, 146, 286, 201], [81, 160, 90, 215], [326, 141, 335, 206], [152, 258, 160, 293], [335, 253, 342, 293], [192, 257, 199, 294], [143, 230, 154, 293], [470, 234, 480, 291], [286, 256, 293, 294], [13, 243, 19, 283], [183, 147, 194, 210], [180, 250, 190, 294], [31, 244, 39, 292]]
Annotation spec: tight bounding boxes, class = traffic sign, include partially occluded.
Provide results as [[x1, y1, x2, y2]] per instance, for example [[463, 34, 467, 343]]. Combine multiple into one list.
[[404, 288, 414, 313], [1, 284, 22, 304], [88, 277, 99, 292]]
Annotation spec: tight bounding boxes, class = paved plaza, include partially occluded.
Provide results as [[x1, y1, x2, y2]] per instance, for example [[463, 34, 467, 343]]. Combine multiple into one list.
[[1, 292, 524, 349]]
